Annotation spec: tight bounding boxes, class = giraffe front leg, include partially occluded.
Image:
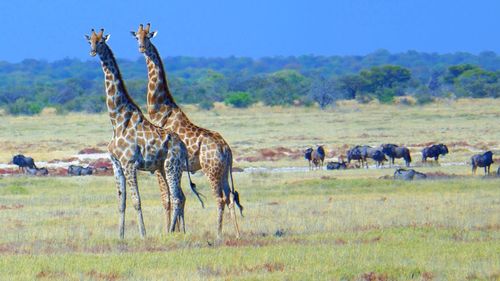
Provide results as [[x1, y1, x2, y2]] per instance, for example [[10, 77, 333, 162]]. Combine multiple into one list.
[[124, 165, 146, 238], [164, 158, 185, 233], [111, 157, 126, 239], [155, 170, 171, 234]]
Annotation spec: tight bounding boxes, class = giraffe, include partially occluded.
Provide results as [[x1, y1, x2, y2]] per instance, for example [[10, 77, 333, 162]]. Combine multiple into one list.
[[131, 24, 243, 238], [85, 28, 203, 238]]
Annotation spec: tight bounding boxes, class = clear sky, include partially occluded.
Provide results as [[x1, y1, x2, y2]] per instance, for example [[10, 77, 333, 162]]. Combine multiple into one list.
[[1, 0, 500, 62]]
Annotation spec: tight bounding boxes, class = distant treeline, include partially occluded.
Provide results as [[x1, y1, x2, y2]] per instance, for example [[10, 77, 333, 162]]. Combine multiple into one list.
[[3, 49, 500, 114]]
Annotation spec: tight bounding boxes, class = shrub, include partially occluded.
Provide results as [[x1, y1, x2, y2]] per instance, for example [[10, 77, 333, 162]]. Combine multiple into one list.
[[224, 92, 254, 108], [6, 98, 43, 115], [416, 93, 434, 105], [198, 99, 214, 110]]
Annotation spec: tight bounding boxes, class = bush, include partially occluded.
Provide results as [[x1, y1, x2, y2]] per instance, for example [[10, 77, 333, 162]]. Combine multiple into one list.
[[6, 98, 43, 115], [198, 99, 214, 110], [224, 92, 254, 108], [416, 93, 434, 105], [376, 88, 396, 104]]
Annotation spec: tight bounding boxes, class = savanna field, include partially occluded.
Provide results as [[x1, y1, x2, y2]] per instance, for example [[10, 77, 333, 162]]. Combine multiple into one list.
[[1, 99, 500, 280]]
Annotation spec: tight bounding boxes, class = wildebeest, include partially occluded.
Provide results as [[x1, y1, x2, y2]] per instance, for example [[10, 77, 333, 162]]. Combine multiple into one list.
[[12, 154, 36, 172], [311, 145, 326, 169], [26, 167, 48, 176], [371, 150, 388, 167], [359, 146, 387, 168], [393, 168, 426, 180], [68, 165, 95, 176], [326, 159, 347, 170], [347, 146, 364, 167], [422, 144, 449, 163], [304, 148, 313, 170], [471, 151, 494, 175], [381, 144, 412, 167]]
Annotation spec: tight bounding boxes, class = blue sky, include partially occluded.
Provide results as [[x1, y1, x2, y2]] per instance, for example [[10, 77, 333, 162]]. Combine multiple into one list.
[[1, 0, 500, 62]]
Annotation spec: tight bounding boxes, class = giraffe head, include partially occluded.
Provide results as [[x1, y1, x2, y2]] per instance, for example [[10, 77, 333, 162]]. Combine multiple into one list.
[[84, 28, 110, 57], [131, 23, 157, 53]]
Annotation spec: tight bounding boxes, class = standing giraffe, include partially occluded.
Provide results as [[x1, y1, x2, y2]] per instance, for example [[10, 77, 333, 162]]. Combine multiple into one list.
[[131, 23, 243, 238], [85, 28, 203, 238]]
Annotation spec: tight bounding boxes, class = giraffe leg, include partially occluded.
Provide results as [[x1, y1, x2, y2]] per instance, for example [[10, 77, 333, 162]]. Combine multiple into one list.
[[223, 176, 240, 239], [155, 170, 171, 234], [110, 157, 127, 239], [124, 166, 146, 238], [164, 157, 185, 233], [216, 191, 225, 239]]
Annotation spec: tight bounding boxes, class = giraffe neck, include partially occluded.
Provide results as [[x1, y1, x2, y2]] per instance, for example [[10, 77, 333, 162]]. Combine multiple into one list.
[[144, 44, 179, 125], [98, 44, 143, 126]]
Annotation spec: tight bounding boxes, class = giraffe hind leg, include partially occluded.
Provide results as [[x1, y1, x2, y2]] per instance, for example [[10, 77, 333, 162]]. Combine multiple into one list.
[[155, 170, 171, 234], [164, 157, 185, 233]]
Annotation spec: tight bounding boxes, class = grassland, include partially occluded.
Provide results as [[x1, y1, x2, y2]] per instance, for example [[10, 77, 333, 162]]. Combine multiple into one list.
[[2, 98, 500, 166], [0, 99, 500, 280]]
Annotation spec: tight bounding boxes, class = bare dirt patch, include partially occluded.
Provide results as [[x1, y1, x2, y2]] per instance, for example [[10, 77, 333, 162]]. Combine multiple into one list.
[[85, 270, 120, 281], [361, 272, 388, 281], [78, 147, 106, 154], [36, 270, 68, 280], [197, 262, 285, 278], [0, 204, 24, 210], [237, 146, 303, 162]]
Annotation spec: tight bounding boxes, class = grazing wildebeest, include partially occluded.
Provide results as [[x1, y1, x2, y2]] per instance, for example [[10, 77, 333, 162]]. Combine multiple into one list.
[[358, 146, 387, 168], [371, 150, 388, 167], [347, 146, 365, 167], [393, 168, 426, 180], [12, 154, 36, 173], [304, 148, 313, 170], [471, 151, 494, 175], [311, 145, 326, 169], [68, 165, 95, 176], [422, 144, 449, 163], [381, 144, 412, 167], [26, 167, 48, 176], [326, 159, 347, 170]]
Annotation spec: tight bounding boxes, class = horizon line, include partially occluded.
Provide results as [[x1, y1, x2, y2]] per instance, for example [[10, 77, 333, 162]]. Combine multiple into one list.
[[1, 49, 499, 64]]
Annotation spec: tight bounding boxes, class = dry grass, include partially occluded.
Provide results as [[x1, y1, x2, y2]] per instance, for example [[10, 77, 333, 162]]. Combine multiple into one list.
[[0, 99, 500, 280]]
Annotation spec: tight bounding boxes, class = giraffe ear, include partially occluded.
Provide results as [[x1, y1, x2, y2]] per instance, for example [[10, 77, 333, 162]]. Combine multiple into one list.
[[103, 34, 111, 42], [84, 35, 90, 40], [148, 31, 157, 39], [130, 31, 137, 37]]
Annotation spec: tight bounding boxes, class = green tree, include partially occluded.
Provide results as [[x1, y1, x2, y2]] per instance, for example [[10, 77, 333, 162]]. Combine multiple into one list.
[[338, 74, 366, 99], [224, 91, 254, 108], [259, 70, 310, 106], [454, 68, 499, 98]]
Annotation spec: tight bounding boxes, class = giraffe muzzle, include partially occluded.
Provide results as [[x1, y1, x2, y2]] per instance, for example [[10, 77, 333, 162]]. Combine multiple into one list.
[[139, 46, 146, 53], [90, 50, 97, 57]]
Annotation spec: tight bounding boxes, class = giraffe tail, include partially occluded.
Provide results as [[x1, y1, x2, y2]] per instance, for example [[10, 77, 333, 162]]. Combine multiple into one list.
[[227, 147, 244, 217], [183, 144, 205, 208]]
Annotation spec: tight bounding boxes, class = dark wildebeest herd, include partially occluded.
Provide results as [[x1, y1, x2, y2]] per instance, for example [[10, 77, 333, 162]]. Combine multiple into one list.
[[9, 154, 107, 176], [304, 143, 499, 178]]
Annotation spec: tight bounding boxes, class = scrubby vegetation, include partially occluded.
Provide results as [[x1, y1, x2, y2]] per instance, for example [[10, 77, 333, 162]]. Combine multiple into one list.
[[3, 50, 500, 114]]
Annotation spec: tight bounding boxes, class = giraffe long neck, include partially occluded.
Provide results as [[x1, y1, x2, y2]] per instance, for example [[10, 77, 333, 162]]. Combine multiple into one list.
[[144, 44, 178, 125], [98, 44, 143, 126]]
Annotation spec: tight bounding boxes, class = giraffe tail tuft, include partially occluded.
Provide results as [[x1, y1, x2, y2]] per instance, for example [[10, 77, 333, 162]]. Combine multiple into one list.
[[227, 147, 244, 217], [182, 141, 205, 208], [189, 180, 206, 208], [232, 190, 244, 217]]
